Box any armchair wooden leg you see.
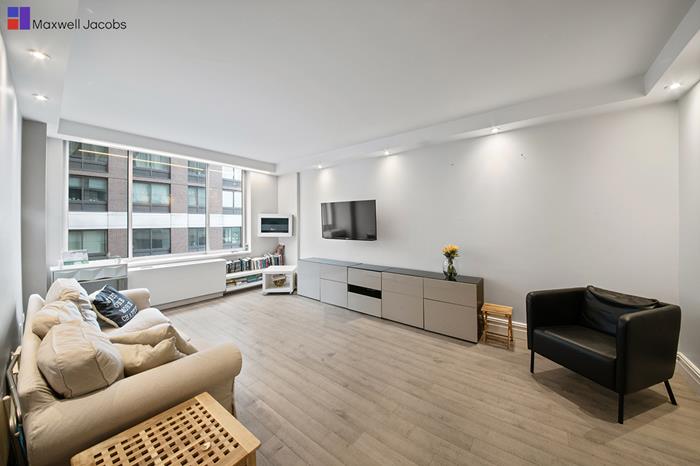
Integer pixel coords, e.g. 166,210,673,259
530,349,534,373
618,393,624,424
664,380,677,405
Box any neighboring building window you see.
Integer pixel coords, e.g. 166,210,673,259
68,230,107,259
69,142,109,172
133,229,171,256
223,227,242,249
188,228,206,252
133,152,171,179
222,165,242,189
222,189,242,215
133,182,170,213
188,161,207,184
69,175,108,211
188,186,206,214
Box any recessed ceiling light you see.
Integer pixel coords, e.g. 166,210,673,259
383,149,390,156
28,49,51,60
32,93,49,102
665,82,682,91
491,127,500,134
317,163,322,169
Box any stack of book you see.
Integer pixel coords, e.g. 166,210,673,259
226,254,283,274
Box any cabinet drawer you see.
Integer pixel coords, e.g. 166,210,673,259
382,272,423,297
423,278,476,307
320,279,347,307
347,292,381,317
348,268,381,290
382,291,423,328
424,299,478,342
320,264,347,283
297,260,320,300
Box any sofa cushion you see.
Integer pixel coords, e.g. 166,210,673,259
37,322,124,398
533,325,617,389
581,286,659,336
108,323,198,355
45,278,100,330
102,308,171,337
114,337,184,376
91,285,139,328
31,300,83,339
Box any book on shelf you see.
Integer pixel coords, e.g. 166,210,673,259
226,254,282,274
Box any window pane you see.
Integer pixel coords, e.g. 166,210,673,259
69,176,82,201
222,190,234,208
188,186,197,207
83,230,106,255
222,166,234,180
234,191,242,208
188,228,206,251
133,182,149,204
151,184,170,206
68,230,82,250
87,178,106,190
133,229,150,250
197,187,206,206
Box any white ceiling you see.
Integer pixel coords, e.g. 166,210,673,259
1,0,699,171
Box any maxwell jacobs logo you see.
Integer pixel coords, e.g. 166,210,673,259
6,6,127,30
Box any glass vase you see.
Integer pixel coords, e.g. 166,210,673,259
443,257,457,281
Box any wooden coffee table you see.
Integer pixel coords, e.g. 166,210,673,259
71,392,260,466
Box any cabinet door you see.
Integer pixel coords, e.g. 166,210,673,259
320,264,347,283
382,272,423,297
297,260,320,300
348,268,381,290
424,299,478,342
348,292,381,317
320,279,347,308
382,290,423,328
423,278,476,307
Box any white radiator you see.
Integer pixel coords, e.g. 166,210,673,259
128,258,226,308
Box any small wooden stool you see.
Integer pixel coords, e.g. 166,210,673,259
481,303,514,349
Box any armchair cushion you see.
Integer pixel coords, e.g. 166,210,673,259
581,286,659,336
533,325,617,389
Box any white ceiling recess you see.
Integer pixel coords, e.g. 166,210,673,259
1,0,699,173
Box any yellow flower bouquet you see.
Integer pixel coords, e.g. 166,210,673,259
442,244,459,280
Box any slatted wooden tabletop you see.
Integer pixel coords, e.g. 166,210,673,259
71,392,260,466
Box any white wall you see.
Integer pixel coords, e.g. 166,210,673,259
679,82,700,369
45,137,67,270
299,103,680,323
0,32,23,391
277,172,300,264
247,171,280,256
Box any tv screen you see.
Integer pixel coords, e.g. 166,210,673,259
321,200,377,240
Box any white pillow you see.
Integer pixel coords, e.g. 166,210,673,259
45,278,100,330
37,322,123,398
108,323,198,355
31,300,83,339
114,337,184,376
105,308,170,335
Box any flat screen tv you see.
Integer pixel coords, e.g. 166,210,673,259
321,200,377,241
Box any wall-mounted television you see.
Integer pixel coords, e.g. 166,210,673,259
321,200,377,241
258,214,293,237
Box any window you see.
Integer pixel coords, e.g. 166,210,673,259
69,142,109,172
68,230,107,259
188,228,206,252
223,227,242,249
66,141,246,260
133,229,171,256
188,186,206,214
133,182,170,213
133,152,171,179
188,161,207,184
69,175,108,211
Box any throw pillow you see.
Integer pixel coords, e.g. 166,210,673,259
91,285,139,328
31,300,83,338
581,285,659,335
114,337,184,376
45,278,101,330
108,323,198,355
106,308,171,336
37,322,123,398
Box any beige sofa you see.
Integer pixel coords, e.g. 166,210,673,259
17,288,242,466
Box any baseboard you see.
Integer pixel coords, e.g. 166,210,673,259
157,292,224,310
484,315,527,341
677,352,700,393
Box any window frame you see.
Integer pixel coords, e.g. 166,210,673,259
187,185,206,214
68,229,108,259
188,227,207,252
68,175,108,212
69,142,109,172
133,152,171,179
223,226,243,250
132,181,171,213
132,228,172,257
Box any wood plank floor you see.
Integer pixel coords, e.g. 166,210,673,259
167,290,700,466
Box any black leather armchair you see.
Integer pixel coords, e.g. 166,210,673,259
527,286,681,424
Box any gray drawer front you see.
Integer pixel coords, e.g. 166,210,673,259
423,278,476,307
347,292,382,317
297,260,321,300
382,291,423,327
382,272,423,297
320,264,347,283
320,279,347,307
424,299,478,342
348,268,381,290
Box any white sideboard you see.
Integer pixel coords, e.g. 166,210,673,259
298,258,484,342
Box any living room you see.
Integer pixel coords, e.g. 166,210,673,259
1,1,700,465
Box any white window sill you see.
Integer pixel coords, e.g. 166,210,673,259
53,250,252,271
